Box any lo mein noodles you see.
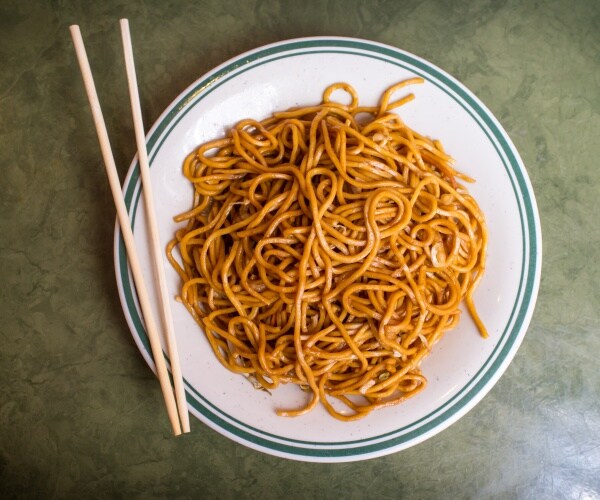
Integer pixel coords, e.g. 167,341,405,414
167,79,488,420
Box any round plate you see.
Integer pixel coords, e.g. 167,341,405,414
114,37,542,462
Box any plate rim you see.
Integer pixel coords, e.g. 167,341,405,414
113,36,542,462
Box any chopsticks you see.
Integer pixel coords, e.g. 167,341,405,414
70,23,190,436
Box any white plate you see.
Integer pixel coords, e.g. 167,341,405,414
114,37,542,462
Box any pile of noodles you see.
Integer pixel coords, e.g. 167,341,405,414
167,79,487,421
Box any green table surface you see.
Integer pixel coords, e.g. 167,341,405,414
2,0,599,497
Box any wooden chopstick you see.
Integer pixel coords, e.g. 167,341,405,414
119,19,190,433
70,24,183,436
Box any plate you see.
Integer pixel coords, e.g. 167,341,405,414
114,37,542,462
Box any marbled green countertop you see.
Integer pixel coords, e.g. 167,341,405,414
1,0,599,497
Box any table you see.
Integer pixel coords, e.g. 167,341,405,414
1,0,599,497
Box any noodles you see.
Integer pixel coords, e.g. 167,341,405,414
167,79,488,421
